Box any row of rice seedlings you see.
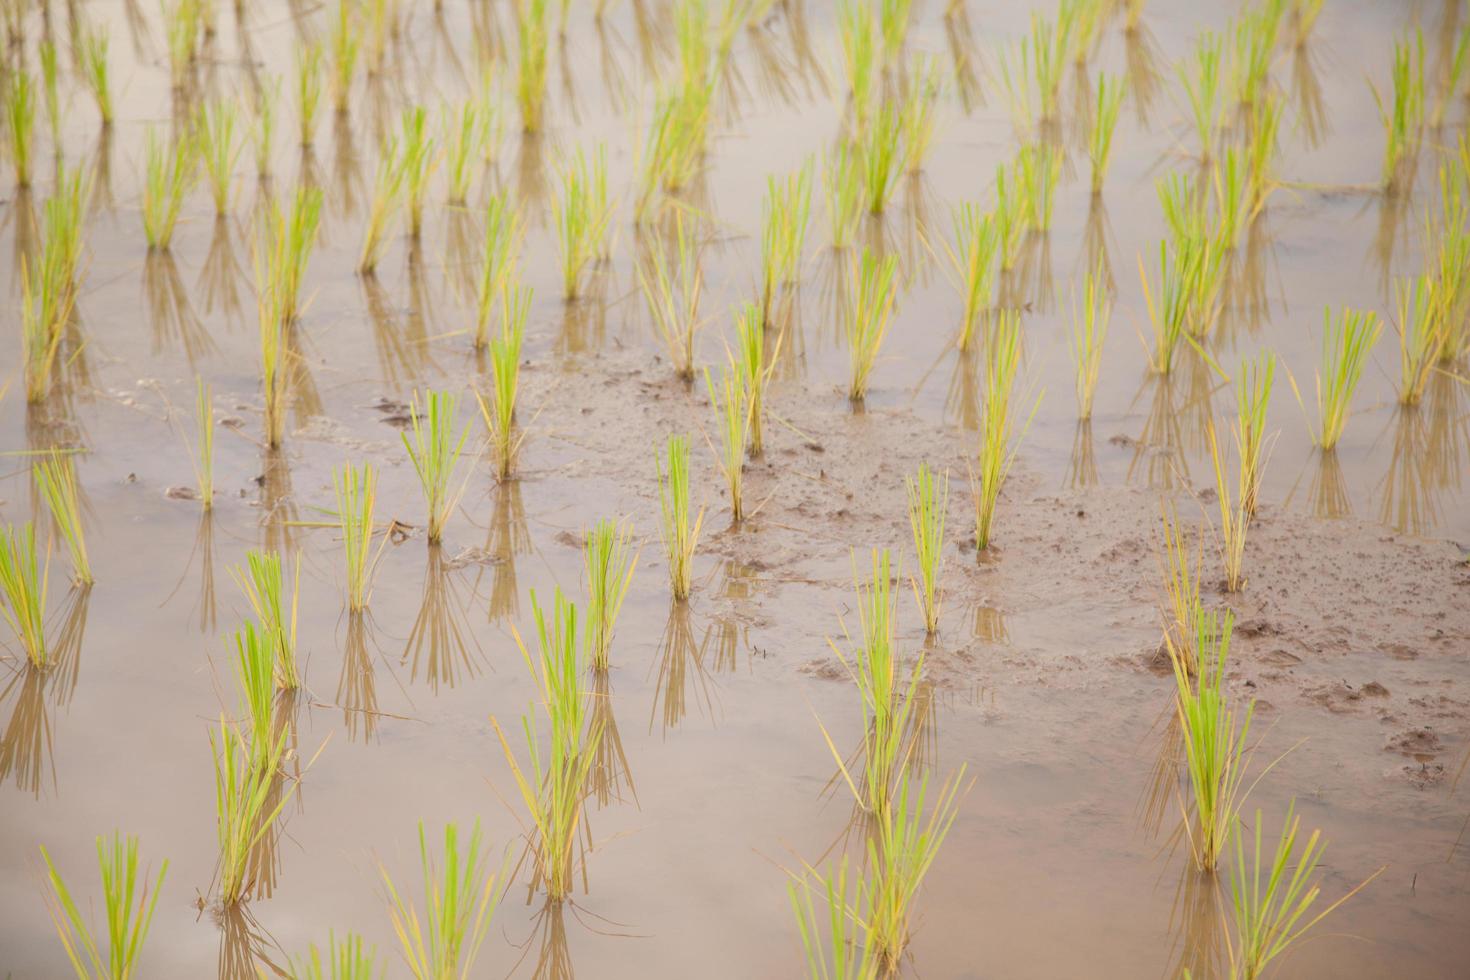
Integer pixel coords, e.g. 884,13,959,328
1373,30,1424,194
329,0,360,116
824,549,924,822
444,100,490,205
491,589,602,901
1228,3,1280,110
474,194,526,349
1069,262,1110,420
822,144,865,250
639,211,705,380
209,712,293,906
34,452,91,586
584,519,637,670
358,134,406,275
399,107,439,240
0,523,51,669
905,464,947,635
80,26,113,126
517,0,552,134
233,549,301,690
761,161,814,325
190,378,215,510
972,312,1026,550
476,284,531,480
656,434,705,601
553,146,612,300
40,832,168,980
1234,350,1276,520
403,390,471,544
1179,31,1223,163
335,461,383,614
1298,307,1381,450
197,99,241,215
786,855,877,980
1223,803,1380,980
944,202,998,352
292,931,378,980
734,302,775,455
1088,72,1124,194
296,41,325,147
1166,608,1256,873
705,359,751,521
846,249,900,401
141,127,199,250
4,68,35,187
380,821,504,980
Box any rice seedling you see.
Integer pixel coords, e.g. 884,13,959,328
1016,142,1060,232
880,0,913,63
1165,608,1255,873
473,194,525,349
1373,30,1424,194
39,833,168,980
335,461,382,613
906,464,948,635
329,0,360,116
1233,350,1275,521
210,714,293,906
21,183,83,403
944,203,998,352
972,312,1026,550
295,41,324,148
656,434,705,601
638,79,714,211
1088,72,1124,194
34,452,91,587
399,107,438,240
1139,235,1217,373
1207,420,1249,594
838,0,878,124
1179,30,1223,162
490,589,602,900
251,77,278,180
1392,275,1441,405
358,136,405,275
1069,262,1109,420
254,248,289,449
865,769,965,972
39,39,60,144
163,0,200,89
80,26,113,126
275,186,323,325
444,101,487,205
822,143,865,250
1298,307,1381,451
141,126,198,251
5,69,36,187
292,932,378,980
823,549,924,820
233,549,301,690
639,212,704,380
1432,23,1470,129
517,0,551,134
403,390,471,545
1290,0,1324,48
705,360,750,522
189,378,215,509
899,57,940,175
733,301,776,456
197,99,241,214
1225,804,1381,980
760,160,814,325
1158,502,1205,674
553,146,613,300
1243,93,1283,220
786,856,877,980
230,620,277,755
858,99,903,214
0,523,51,668
846,249,900,401
380,821,505,980
584,519,637,672
1228,5,1279,110
992,163,1025,270
475,284,530,480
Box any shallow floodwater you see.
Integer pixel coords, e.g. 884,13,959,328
2,1,1469,978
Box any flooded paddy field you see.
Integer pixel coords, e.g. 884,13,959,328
1,0,1469,977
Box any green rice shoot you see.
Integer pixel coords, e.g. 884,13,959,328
34,451,92,587
656,434,705,601
905,464,948,635
0,522,51,668
39,832,169,980
585,519,639,671
379,821,505,979
402,390,471,544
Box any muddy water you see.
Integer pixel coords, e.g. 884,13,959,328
2,1,1469,978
